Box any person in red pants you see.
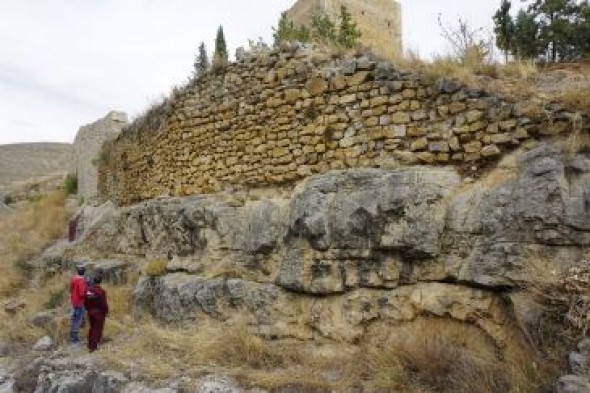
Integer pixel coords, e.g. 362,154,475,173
84,275,109,352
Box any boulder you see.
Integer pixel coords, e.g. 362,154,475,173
93,260,130,285
557,375,590,393
32,336,53,352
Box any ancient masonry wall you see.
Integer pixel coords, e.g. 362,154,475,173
287,0,403,60
99,44,585,205
74,111,128,202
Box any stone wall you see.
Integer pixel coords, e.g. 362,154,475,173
287,0,403,61
74,111,127,202
99,44,586,205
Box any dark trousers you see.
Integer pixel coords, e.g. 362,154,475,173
87,310,106,351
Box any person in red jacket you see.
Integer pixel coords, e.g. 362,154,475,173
69,264,87,344
84,275,109,352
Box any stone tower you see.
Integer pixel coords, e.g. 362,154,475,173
73,111,128,203
286,0,402,60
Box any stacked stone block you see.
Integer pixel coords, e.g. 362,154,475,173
99,44,585,205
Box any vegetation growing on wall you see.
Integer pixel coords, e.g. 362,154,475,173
273,6,362,49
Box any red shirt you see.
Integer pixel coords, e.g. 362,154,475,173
70,275,86,307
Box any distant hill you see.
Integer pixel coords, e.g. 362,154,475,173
0,143,72,192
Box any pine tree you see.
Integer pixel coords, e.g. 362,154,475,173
513,10,541,59
337,5,362,48
575,2,590,58
193,42,209,77
214,25,228,62
528,0,578,61
493,0,515,61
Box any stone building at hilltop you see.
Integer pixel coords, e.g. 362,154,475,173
287,0,402,60
74,111,128,203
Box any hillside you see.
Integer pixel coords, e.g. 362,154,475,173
0,143,72,192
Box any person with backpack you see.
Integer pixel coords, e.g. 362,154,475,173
69,264,87,344
84,275,109,352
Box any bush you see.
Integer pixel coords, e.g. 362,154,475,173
45,288,67,309
145,259,168,277
63,174,78,196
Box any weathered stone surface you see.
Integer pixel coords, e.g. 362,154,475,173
277,168,460,293
557,375,590,393
93,260,130,285
571,351,589,376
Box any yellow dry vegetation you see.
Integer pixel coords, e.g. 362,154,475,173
394,50,538,89
0,191,69,298
91,310,550,392
561,87,590,114
144,259,168,277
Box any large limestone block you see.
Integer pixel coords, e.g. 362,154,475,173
277,168,460,293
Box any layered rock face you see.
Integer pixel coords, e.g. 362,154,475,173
98,44,587,205
80,143,590,355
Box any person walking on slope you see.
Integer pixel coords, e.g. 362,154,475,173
84,275,109,352
69,264,87,344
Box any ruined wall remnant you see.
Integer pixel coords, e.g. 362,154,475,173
74,111,128,202
287,0,403,60
98,44,587,205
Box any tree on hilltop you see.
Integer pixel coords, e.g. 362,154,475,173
528,0,579,61
194,42,209,78
495,0,590,61
214,25,228,62
493,0,515,61
512,10,541,59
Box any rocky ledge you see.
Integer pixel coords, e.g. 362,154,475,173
37,141,590,390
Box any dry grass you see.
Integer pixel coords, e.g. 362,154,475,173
359,319,504,393
561,88,590,114
394,51,538,90
0,191,69,298
0,272,70,343
99,318,306,380
356,318,545,393
564,113,590,157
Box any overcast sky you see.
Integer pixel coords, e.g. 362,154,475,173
0,0,520,145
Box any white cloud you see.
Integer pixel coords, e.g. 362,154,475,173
0,0,515,145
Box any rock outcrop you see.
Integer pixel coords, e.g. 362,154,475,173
72,143,590,359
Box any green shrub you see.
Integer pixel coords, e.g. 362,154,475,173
63,174,78,196
45,288,67,309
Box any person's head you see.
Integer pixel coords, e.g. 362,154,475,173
93,275,102,285
75,264,86,276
